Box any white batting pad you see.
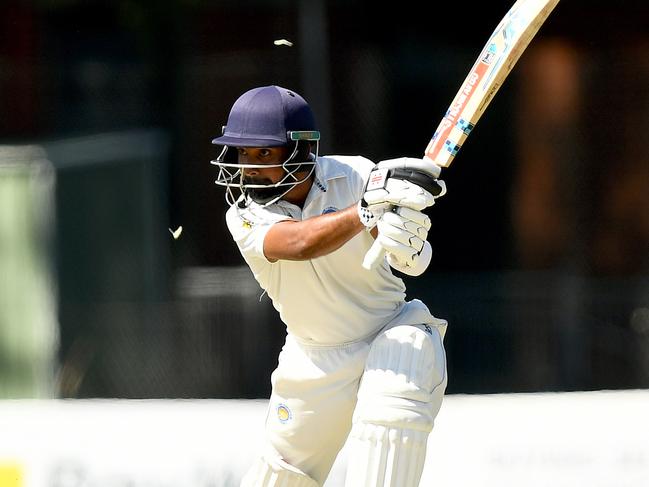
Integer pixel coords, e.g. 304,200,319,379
344,324,447,486
355,324,446,430
344,424,429,487
241,455,319,487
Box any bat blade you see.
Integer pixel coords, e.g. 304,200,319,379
424,0,560,168
363,0,560,271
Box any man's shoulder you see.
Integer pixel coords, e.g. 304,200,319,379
226,201,284,229
317,154,375,177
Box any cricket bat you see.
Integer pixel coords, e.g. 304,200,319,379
363,0,560,270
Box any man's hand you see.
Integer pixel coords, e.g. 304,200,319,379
359,157,446,271
374,207,433,277
357,162,445,229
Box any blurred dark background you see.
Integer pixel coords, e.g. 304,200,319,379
1,0,648,399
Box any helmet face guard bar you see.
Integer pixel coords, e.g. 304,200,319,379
211,130,320,207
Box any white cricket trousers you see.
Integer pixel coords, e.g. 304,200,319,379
249,300,447,486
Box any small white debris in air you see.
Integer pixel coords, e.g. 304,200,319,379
169,226,183,240
273,39,293,47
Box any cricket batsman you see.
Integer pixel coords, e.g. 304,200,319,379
211,85,448,487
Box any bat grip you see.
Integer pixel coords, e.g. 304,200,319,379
362,239,386,270
389,168,445,197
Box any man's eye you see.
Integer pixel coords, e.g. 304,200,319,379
237,148,247,155
259,149,271,157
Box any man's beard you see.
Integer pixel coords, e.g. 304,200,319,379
241,164,314,205
242,176,285,205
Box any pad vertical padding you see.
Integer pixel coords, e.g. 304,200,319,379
354,325,447,432
343,423,429,487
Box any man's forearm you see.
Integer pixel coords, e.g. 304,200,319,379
264,204,365,261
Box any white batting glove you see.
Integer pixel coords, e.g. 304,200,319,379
358,172,441,229
375,207,433,276
364,174,437,210
357,200,390,229
386,241,433,276
360,158,445,270
371,158,446,208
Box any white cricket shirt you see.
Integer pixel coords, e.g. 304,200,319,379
225,155,409,345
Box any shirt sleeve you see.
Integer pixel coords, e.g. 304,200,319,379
225,204,292,263
347,155,376,200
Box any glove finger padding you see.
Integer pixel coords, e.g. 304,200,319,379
375,207,432,270
375,215,429,257
387,240,433,277
391,207,431,234
375,232,420,262
378,209,430,243
363,178,436,211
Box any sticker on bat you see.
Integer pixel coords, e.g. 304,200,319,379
444,141,461,156
456,119,475,135
481,43,498,64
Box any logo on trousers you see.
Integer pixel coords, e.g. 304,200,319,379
276,403,292,423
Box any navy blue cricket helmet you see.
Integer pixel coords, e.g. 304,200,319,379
211,85,320,207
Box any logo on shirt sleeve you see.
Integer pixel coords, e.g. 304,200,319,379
241,217,253,229
322,206,338,215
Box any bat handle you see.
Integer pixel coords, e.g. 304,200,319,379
362,240,386,270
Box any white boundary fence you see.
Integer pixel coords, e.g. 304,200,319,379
1,390,648,487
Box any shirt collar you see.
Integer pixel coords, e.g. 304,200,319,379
255,157,347,213
298,157,344,209
312,156,346,193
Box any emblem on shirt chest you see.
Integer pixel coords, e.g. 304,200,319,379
241,217,253,229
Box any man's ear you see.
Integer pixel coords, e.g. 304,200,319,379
296,140,313,161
